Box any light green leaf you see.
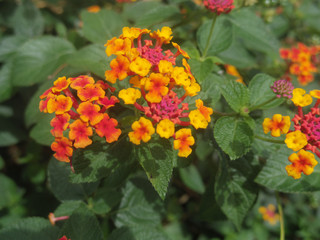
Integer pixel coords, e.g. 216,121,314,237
67,44,109,78
188,58,215,83
12,36,75,86
0,174,24,210
248,73,284,110
60,206,104,240
197,17,233,57
29,114,55,146
198,73,221,106
134,138,175,200
0,36,27,62
214,116,253,160
215,153,258,229
48,158,99,201
0,62,14,103
81,9,127,44
115,177,164,227
179,165,205,194
0,217,59,240
255,146,320,193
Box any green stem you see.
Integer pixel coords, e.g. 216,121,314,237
276,192,285,240
202,14,218,58
254,135,285,144
249,96,278,111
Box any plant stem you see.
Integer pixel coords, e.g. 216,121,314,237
202,14,218,58
276,192,285,240
249,96,278,111
254,135,285,144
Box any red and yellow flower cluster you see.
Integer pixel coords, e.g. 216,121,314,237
280,43,320,86
258,204,279,225
263,88,320,179
105,26,213,157
39,75,121,163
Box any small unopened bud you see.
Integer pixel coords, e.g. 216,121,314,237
271,79,294,99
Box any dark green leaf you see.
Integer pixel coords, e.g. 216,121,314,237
0,117,26,147
198,73,221,106
12,36,75,86
71,138,133,183
0,174,24,210
215,153,258,229
67,44,109,78
115,177,164,227
91,188,122,215
179,165,205,194
197,17,233,57
60,206,104,240
0,62,14,103
214,116,253,160
81,9,127,44
134,138,175,200
109,226,170,240
54,201,84,217
0,217,59,240
230,9,280,55
248,73,284,110
48,158,99,201
255,146,320,193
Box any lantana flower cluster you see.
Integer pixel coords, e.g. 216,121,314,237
105,26,213,157
203,0,234,15
258,204,280,225
263,88,320,179
280,43,320,86
39,75,121,163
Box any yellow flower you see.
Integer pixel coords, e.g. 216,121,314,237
118,88,141,104
285,130,308,151
156,119,175,138
171,67,190,87
128,117,155,144
158,60,173,75
259,204,279,225
286,149,318,179
129,57,152,77
262,114,291,137
173,128,195,157
291,88,313,107
189,110,208,129
150,26,173,44
310,89,320,99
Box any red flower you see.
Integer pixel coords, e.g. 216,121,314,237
51,137,73,162
95,114,121,143
69,119,93,148
50,113,70,137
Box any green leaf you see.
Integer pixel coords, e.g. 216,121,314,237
197,16,232,57
214,117,253,160
198,73,221,106
67,44,109,79
188,58,215,83
12,36,75,86
0,62,14,103
215,153,258,229
122,1,180,28
54,200,84,217
29,114,55,146
248,73,284,110
48,158,99,201
0,117,26,147
0,36,27,62
81,9,127,44
9,1,44,38
71,138,133,183
255,146,320,193
217,77,249,112
0,174,24,210
109,226,170,240
115,177,164,227
91,187,122,215
134,138,175,200
218,39,256,68
60,206,104,240
0,217,59,240
230,8,280,55
179,165,205,194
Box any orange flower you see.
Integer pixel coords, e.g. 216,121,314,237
87,5,100,13
105,55,130,83
70,75,94,90
145,73,170,103
47,95,73,115
77,102,104,126
285,149,318,179
69,119,93,148
50,113,70,137
262,114,291,137
259,204,280,225
172,42,190,59
105,37,132,56
150,27,173,45
95,114,121,143
52,77,71,93
128,117,155,144
173,128,195,157
195,99,213,122
97,96,119,109
51,137,73,162
77,84,105,102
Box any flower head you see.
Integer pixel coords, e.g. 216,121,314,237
50,113,70,137
69,119,93,148
291,88,312,107
203,0,234,15
262,114,291,137
271,79,294,98
51,137,73,162
156,119,175,139
286,149,318,179
119,88,141,104
174,128,195,157
95,114,121,143
285,130,308,151
129,117,155,144
259,204,279,225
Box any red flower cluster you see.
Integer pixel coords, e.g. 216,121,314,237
203,0,234,15
280,43,320,85
39,75,121,163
